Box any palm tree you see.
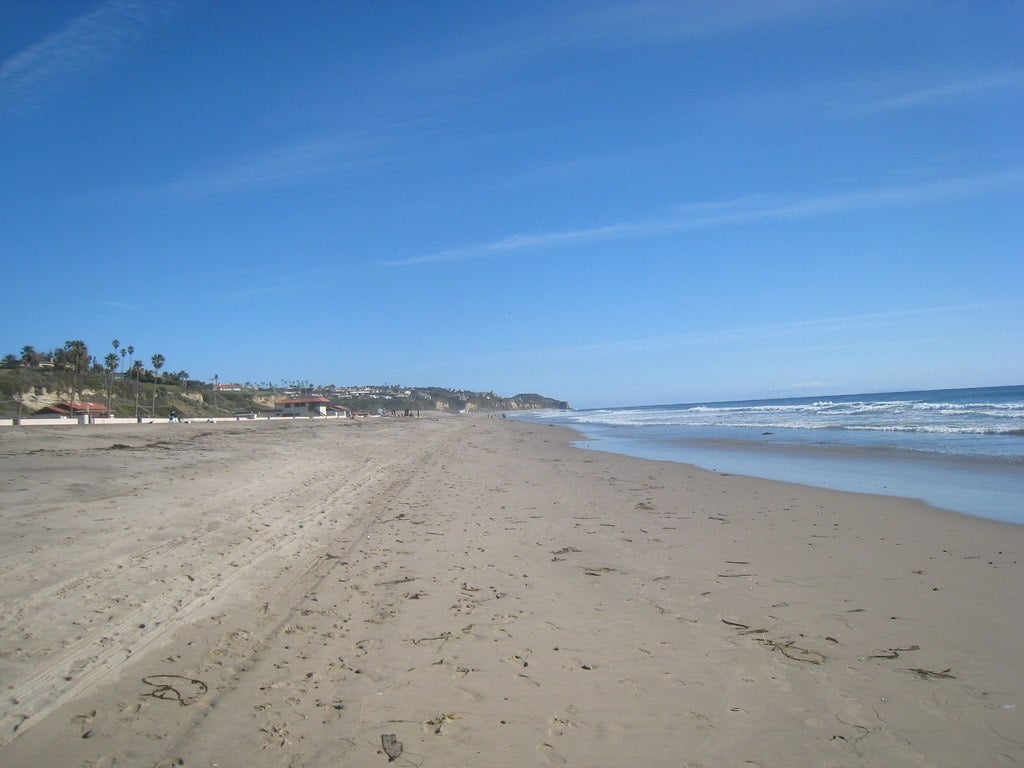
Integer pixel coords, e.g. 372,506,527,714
62,340,89,407
132,359,144,417
112,339,121,375
20,345,39,368
104,352,119,413
151,354,165,415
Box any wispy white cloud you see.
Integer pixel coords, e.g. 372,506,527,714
543,302,1020,363
81,132,398,206
218,269,328,300
569,0,834,44
98,300,140,311
562,304,988,355
381,221,654,268
842,69,1024,117
684,169,1024,221
378,302,1016,389
158,135,372,199
380,169,1024,267
409,0,844,87
0,0,180,112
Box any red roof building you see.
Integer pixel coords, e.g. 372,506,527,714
35,401,110,417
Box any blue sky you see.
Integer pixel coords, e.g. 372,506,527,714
2,0,1022,408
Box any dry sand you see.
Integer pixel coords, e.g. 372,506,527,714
0,415,1021,767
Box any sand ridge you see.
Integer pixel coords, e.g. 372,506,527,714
0,416,1021,766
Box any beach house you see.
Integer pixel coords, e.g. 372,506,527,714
34,401,110,418
274,396,331,417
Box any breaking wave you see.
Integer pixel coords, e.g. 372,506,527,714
552,387,1024,437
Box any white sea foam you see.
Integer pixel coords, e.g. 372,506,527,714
545,386,1024,438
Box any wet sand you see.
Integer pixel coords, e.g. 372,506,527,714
572,430,1024,524
0,415,1021,767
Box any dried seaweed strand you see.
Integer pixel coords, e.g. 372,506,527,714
758,638,826,664
906,667,955,680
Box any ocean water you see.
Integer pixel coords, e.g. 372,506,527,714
516,385,1024,525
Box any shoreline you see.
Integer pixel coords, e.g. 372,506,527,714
1,416,1021,766
557,424,1024,525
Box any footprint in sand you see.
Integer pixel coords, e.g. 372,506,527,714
617,677,647,698
117,699,146,723
516,673,541,687
504,650,532,668
684,710,714,732
353,637,383,655
71,709,97,726
548,704,580,736
258,720,291,750
536,742,567,764
455,684,483,702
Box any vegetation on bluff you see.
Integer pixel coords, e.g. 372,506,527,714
0,339,568,418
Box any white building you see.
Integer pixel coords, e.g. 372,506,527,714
274,396,330,416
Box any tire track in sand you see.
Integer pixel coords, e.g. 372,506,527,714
0,422,451,749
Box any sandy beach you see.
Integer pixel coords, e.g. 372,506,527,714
0,415,1021,767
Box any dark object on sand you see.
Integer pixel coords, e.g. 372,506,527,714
381,733,403,761
141,675,208,706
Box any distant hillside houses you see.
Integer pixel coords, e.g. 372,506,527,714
332,386,413,399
